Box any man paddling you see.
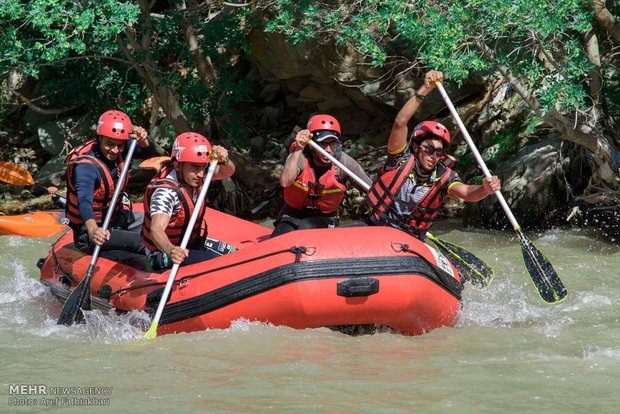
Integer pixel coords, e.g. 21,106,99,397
272,114,372,237
65,110,157,253
141,132,235,269
364,70,501,239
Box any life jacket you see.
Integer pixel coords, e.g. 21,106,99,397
283,155,347,216
65,140,127,226
141,166,208,252
366,155,458,236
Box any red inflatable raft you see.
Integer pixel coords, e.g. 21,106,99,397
38,207,464,336
0,210,68,237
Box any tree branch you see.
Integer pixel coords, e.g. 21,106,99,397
0,86,81,115
475,40,602,156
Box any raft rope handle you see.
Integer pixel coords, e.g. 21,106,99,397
106,246,308,297
391,241,464,290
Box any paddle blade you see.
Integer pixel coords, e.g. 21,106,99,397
0,161,35,186
57,275,92,326
517,231,567,304
429,235,494,289
143,322,159,339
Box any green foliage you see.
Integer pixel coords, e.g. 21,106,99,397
0,1,255,141
0,0,143,123
262,0,611,128
0,0,140,76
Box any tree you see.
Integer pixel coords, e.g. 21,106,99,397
262,0,620,202
0,0,254,143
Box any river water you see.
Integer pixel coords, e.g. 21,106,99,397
1,220,619,413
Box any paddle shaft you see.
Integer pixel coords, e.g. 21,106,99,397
435,81,566,302
309,140,371,192
147,160,218,333
64,139,138,323
435,82,520,230
310,133,494,287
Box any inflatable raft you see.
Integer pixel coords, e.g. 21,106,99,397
38,207,464,336
0,210,68,237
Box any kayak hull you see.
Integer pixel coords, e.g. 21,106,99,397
0,210,68,237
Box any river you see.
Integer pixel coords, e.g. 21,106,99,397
1,220,619,413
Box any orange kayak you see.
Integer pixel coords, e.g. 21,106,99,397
38,206,464,336
0,210,68,237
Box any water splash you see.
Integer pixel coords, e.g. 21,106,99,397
83,310,152,344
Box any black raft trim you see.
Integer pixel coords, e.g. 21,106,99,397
155,255,463,326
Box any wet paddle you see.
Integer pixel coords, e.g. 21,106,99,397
143,160,218,339
0,161,65,201
57,139,139,325
308,140,494,288
435,81,567,303
425,233,493,288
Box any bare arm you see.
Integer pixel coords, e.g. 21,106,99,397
448,176,501,202
210,145,235,180
150,213,188,264
279,129,310,188
387,70,444,153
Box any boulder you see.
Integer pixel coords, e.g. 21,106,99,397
464,136,573,228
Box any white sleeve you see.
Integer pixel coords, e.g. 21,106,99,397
149,187,179,217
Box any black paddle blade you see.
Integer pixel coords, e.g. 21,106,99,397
57,275,92,326
518,231,567,304
430,236,494,289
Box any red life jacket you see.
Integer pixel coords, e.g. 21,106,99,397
366,155,458,236
141,166,208,253
283,157,347,216
65,140,127,226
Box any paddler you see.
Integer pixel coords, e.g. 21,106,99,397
141,132,235,270
363,70,501,239
271,114,372,237
65,110,157,253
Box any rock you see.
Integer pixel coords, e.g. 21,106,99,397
38,116,93,155
249,136,265,157
36,156,67,186
464,136,571,228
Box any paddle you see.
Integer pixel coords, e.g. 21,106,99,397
308,140,494,288
425,233,493,288
435,81,567,304
143,160,218,339
0,161,65,201
57,139,139,325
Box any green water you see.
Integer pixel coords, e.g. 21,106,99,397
1,222,619,413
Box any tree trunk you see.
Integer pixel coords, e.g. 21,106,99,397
115,0,193,134
475,40,620,198
592,0,620,45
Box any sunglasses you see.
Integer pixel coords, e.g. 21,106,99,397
317,141,338,150
421,144,446,157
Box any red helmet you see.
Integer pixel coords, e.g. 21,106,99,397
171,132,212,163
97,110,133,140
307,114,341,141
409,121,451,149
